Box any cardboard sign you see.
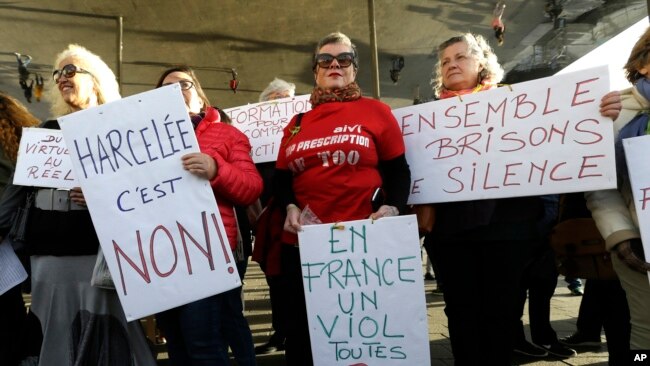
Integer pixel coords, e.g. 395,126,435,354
297,215,430,366
58,85,240,321
621,135,650,284
224,94,311,163
393,66,616,204
13,128,77,188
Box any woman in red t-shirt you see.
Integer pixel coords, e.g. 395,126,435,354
273,32,411,366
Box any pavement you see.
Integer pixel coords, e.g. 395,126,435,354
154,259,610,366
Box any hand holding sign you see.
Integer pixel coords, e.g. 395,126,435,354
69,187,86,206
182,152,217,180
599,90,622,121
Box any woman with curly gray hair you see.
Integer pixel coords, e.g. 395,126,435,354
1,44,156,366
431,33,504,99
423,33,545,365
258,77,295,103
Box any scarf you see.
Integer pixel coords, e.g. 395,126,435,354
309,82,362,107
190,106,221,129
615,78,650,178
438,79,497,100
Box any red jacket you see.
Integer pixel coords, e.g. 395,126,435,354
195,107,262,249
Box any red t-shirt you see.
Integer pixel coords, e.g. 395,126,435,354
276,97,405,225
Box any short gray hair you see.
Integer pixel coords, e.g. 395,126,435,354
312,32,359,71
48,44,120,117
259,78,296,102
431,33,504,98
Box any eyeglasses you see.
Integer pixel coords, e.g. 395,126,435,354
52,64,93,83
314,52,356,69
162,80,194,91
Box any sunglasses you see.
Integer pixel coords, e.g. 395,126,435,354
52,64,94,83
314,52,356,69
161,80,194,91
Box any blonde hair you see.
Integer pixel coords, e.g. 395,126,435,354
624,26,650,83
0,93,40,163
432,33,504,98
259,78,296,102
47,44,120,117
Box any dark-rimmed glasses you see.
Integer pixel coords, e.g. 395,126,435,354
161,80,194,91
52,64,93,84
314,52,355,69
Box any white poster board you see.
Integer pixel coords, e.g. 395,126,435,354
0,238,27,296
13,128,77,188
621,135,650,284
58,85,240,321
297,215,430,366
224,94,311,163
393,66,616,204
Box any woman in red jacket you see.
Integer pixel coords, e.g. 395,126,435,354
154,65,262,366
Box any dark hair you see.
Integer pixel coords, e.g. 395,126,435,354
155,65,211,112
624,26,650,83
218,108,232,124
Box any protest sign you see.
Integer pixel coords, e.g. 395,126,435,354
0,238,27,296
58,85,240,321
621,135,650,284
224,94,311,163
393,65,616,204
13,128,77,188
297,215,430,366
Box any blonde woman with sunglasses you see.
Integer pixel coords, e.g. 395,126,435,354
0,44,156,366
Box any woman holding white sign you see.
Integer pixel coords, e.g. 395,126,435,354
0,45,156,366
274,32,412,366
154,65,262,366
426,33,546,365
587,27,650,352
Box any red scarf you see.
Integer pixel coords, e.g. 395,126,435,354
309,82,362,107
438,80,497,100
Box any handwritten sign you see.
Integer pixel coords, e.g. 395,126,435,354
297,215,430,366
13,128,77,188
621,135,650,284
393,66,616,204
58,85,240,321
224,94,311,163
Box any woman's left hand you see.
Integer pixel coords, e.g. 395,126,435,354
369,205,399,220
69,187,87,206
182,152,217,180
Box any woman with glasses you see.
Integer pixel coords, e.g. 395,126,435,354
273,32,411,366
153,65,262,366
0,44,156,366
